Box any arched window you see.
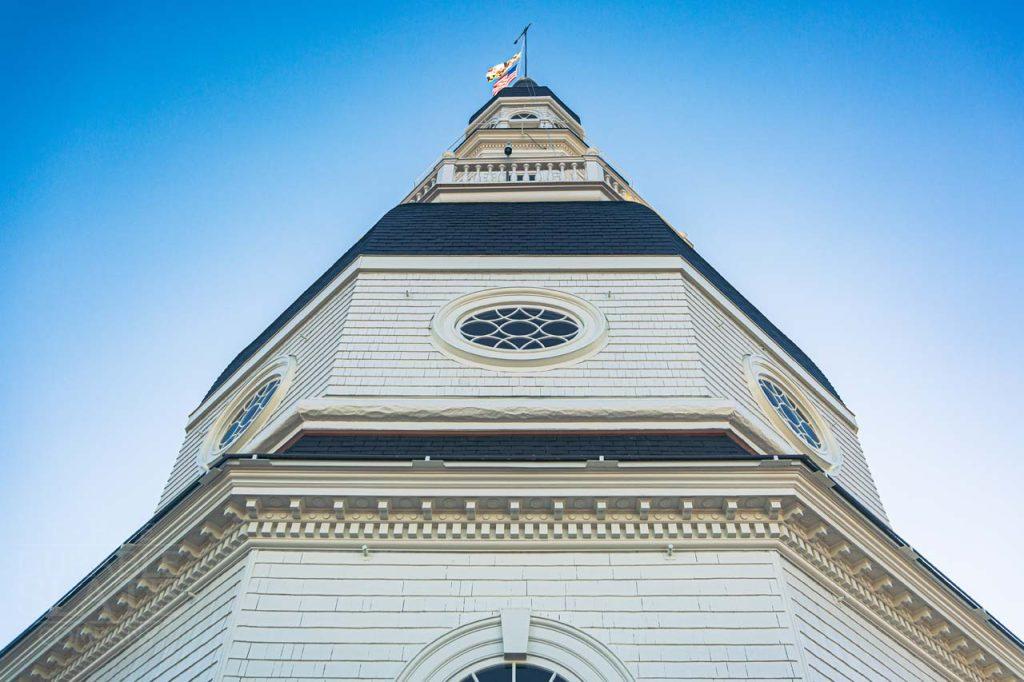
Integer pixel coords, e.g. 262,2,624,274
460,662,569,682
510,112,539,120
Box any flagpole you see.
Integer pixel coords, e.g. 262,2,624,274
515,23,532,79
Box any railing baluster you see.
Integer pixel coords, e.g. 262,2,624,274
420,157,625,187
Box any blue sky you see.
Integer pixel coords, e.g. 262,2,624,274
2,0,1022,646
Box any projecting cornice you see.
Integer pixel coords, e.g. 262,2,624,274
2,459,1022,681
239,396,792,463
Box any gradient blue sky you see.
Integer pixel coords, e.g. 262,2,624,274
1,0,1022,646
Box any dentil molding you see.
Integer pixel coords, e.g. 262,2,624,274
4,461,1021,682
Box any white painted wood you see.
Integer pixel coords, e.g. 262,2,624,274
221,548,803,681
780,557,945,681
89,562,245,681
500,608,530,659
681,276,887,520
162,265,888,521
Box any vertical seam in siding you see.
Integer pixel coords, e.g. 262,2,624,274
209,548,258,682
771,551,814,680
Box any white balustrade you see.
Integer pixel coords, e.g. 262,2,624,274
451,160,587,184
406,156,637,204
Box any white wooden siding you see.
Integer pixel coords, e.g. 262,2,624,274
162,267,885,522
780,558,943,681
221,549,803,681
89,562,245,681
328,272,706,398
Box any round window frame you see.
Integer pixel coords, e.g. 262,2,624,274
431,288,608,372
199,354,297,467
743,354,841,471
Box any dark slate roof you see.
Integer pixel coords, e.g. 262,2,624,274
285,433,754,460
204,201,841,402
467,78,582,125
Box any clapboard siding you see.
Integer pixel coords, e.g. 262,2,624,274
89,562,245,681
158,280,357,508
780,558,942,681
221,549,803,681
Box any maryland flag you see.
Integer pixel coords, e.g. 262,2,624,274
485,52,521,83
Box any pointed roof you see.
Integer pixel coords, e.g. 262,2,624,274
467,78,582,125
203,201,841,403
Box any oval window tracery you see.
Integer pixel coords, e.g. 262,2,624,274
459,662,569,682
757,376,822,451
459,306,581,350
217,377,281,450
430,288,609,371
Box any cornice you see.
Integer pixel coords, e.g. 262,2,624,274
241,396,792,460
413,180,623,203
5,461,1021,681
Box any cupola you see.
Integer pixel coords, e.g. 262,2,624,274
404,80,641,204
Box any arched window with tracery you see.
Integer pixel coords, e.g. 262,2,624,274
459,662,569,682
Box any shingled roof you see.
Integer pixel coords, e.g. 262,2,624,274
285,433,754,460
203,201,841,403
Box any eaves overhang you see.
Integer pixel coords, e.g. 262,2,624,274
228,396,803,465
4,454,1023,681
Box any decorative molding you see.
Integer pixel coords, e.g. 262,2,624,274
15,517,247,681
7,463,1021,682
247,395,792,457
466,95,585,136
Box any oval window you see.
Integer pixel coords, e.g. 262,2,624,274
199,355,297,467
431,288,608,371
459,306,581,350
757,377,823,451
217,377,281,450
743,354,840,470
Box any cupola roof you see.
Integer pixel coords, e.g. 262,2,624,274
467,79,582,124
